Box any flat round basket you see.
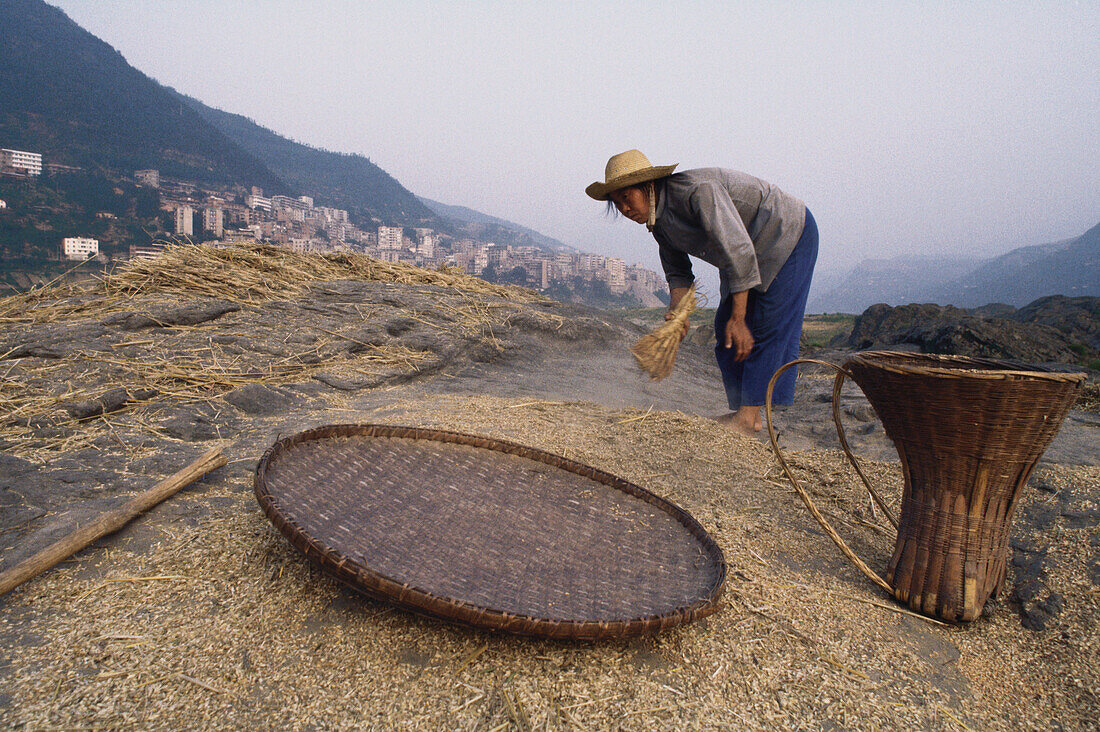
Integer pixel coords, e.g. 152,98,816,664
254,424,726,639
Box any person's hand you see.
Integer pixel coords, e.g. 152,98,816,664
664,310,690,340
724,315,753,361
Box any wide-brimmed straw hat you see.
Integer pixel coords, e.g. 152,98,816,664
585,150,678,201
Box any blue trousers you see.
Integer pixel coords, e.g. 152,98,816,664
714,208,818,409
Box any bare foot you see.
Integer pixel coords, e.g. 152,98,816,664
714,411,762,436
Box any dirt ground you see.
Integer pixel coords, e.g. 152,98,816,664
0,254,1096,730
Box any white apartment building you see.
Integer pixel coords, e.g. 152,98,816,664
175,206,194,236
274,199,306,223
554,252,575,274
272,195,309,214
224,226,262,243
606,257,626,292
578,253,605,274
377,226,404,250
461,245,489,275
245,194,272,212
626,265,660,291
129,244,164,261
203,207,224,238
530,259,550,289
487,245,509,267
470,249,488,275
317,206,348,224
416,234,436,259
0,149,42,176
62,237,99,260
326,222,347,241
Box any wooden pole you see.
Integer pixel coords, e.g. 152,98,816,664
0,445,228,597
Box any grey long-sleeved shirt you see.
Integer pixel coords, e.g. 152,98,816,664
651,168,806,297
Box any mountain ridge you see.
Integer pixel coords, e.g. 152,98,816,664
418,197,575,253
0,0,286,192
927,223,1099,307
0,0,568,250
810,223,1100,312
181,96,439,227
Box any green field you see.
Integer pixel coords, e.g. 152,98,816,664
800,313,857,348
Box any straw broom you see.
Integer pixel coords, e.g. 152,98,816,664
630,285,696,380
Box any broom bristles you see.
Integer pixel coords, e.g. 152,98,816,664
630,285,697,380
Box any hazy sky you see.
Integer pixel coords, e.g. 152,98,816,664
49,0,1100,293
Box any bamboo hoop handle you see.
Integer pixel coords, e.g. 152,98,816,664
764,359,893,595
828,368,899,529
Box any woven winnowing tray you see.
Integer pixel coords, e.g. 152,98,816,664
254,424,726,639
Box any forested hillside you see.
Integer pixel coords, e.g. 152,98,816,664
184,98,439,227
0,0,284,190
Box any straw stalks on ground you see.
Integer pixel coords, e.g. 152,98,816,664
0,242,548,461
0,241,546,325
630,286,696,380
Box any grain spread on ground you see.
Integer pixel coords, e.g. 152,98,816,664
1,246,1096,730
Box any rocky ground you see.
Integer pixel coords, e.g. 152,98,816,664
844,297,1100,366
0,246,1097,729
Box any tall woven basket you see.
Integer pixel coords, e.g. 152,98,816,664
766,351,1085,623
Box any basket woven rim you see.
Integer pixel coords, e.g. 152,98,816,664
846,350,1088,383
254,423,727,640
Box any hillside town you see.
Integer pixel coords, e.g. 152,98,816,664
2,146,666,303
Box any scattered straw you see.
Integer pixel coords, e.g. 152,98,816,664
0,243,558,461
175,673,232,696
75,575,192,601
1,396,1096,729
615,405,654,424
0,241,546,326
454,643,488,674
629,285,696,380
779,580,949,627
824,655,871,681
938,704,976,731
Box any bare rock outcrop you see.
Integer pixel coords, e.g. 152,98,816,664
1005,295,1100,351
846,301,1085,364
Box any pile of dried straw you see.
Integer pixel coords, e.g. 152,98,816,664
0,240,546,325
0,241,549,462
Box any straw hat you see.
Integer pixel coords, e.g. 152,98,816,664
585,150,678,201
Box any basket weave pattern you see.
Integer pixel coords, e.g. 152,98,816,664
844,352,1084,621
255,424,726,639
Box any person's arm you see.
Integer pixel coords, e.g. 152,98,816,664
724,289,754,360
664,285,693,338
658,242,694,293
657,238,694,339
668,285,692,310
691,182,761,293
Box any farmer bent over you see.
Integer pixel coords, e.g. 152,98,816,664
587,149,818,435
